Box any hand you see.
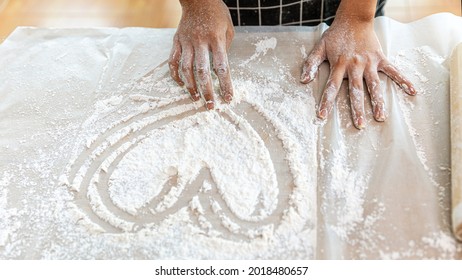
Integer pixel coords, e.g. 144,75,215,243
169,0,235,110
300,16,416,129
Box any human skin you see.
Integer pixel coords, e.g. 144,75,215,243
169,0,416,129
300,0,416,129
168,0,234,110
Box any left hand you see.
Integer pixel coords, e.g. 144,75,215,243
300,16,416,129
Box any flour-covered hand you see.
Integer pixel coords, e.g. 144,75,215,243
169,0,235,110
300,2,416,129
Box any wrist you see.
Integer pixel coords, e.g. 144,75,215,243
180,0,219,7
338,14,374,24
334,0,375,25
332,12,374,29
179,0,200,9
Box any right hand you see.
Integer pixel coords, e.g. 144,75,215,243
169,0,235,110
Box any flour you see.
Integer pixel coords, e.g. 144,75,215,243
241,37,277,66
394,46,445,96
95,95,124,114
319,135,369,241
41,62,320,258
0,172,20,247
300,45,307,60
379,230,461,260
2,20,462,260
87,181,135,232
422,230,459,256
393,47,448,198
255,37,277,56
58,41,455,258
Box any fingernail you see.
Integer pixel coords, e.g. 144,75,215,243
355,116,365,129
373,104,383,122
374,107,386,122
374,109,384,122
318,108,328,119
190,90,200,101
205,100,214,110
300,72,312,84
224,94,232,103
400,83,416,96
300,71,308,83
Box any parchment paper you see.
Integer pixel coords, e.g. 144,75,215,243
1,13,462,259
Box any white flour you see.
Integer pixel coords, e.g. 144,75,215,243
393,47,450,203
241,37,277,66
0,172,19,246
31,60,319,258
1,23,461,259
107,110,278,218
320,138,369,240
379,230,461,259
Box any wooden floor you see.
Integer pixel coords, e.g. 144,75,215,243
0,0,461,42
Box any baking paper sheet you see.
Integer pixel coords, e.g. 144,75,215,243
1,13,462,259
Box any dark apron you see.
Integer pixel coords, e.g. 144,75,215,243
223,0,387,26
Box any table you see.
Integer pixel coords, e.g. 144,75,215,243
0,13,462,259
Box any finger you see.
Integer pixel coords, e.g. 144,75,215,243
348,66,366,129
318,62,345,119
301,41,326,84
365,69,386,122
211,43,233,103
180,44,200,101
225,26,235,50
379,60,417,96
168,35,184,87
194,45,215,110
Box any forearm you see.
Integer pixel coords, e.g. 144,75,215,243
179,0,201,5
179,0,229,19
335,0,377,23
180,0,223,8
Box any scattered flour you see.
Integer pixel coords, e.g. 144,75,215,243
41,64,320,259
321,140,369,240
0,172,19,247
422,230,459,257
241,37,278,66
95,95,124,114
1,26,461,260
254,37,277,55
393,47,449,204
300,45,308,60
107,109,278,219
379,230,461,260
